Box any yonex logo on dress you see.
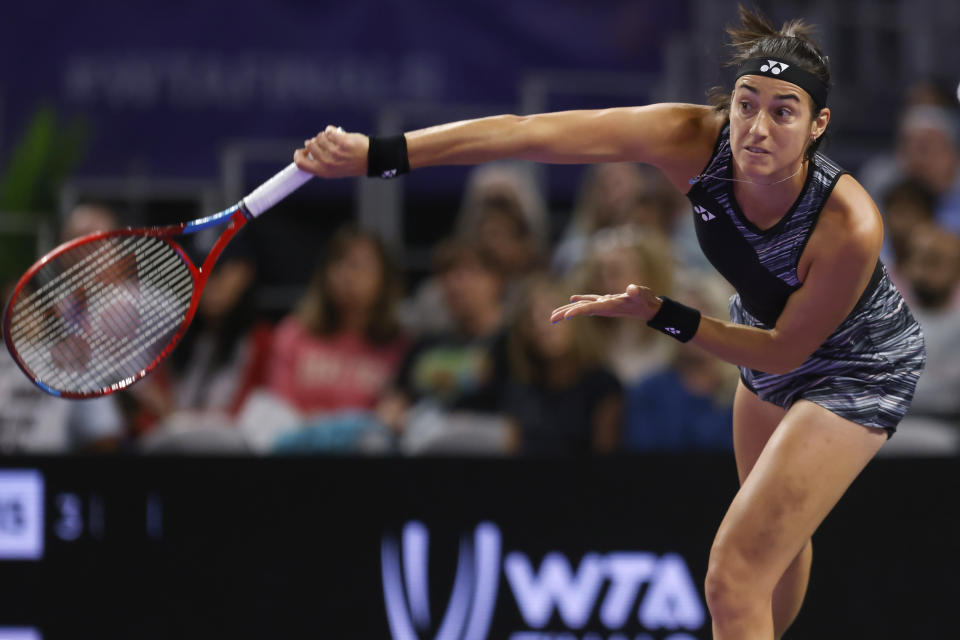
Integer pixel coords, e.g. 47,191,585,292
694,205,716,221
760,60,790,75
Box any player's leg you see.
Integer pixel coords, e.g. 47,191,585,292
731,382,811,638
706,398,887,639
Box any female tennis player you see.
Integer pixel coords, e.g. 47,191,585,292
294,7,926,639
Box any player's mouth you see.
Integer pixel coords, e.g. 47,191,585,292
744,145,769,155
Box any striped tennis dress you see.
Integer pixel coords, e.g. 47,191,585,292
686,124,926,434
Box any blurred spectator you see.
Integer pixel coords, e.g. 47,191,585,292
504,276,622,456
237,228,409,454
903,76,960,111
141,246,265,452
0,204,124,453
402,162,547,335
627,181,681,237
0,347,124,452
61,203,119,239
899,106,960,231
861,105,960,232
456,161,549,275
621,346,735,453
266,226,408,413
621,280,737,453
552,162,646,274
886,223,960,455
881,179,938,266
379,238,511,454
571,225,676,384
164,259,265,411
625,166,714,274
880,179,939,298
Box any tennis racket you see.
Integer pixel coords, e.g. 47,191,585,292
2,162,313,398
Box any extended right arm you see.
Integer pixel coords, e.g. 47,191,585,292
294,103,723,191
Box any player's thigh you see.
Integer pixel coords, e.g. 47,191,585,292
732,380,787,484
712,399,887,590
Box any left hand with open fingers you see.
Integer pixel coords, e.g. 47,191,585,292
550,284,662,323
293,125,369,178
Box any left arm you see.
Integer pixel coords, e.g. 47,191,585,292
552,176,884,375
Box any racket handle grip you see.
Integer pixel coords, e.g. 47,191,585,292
241,163,313,218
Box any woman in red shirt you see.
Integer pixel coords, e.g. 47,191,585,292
267,226,408,414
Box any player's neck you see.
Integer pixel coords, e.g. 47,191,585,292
733,161,808,230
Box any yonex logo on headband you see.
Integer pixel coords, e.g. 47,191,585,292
760,60,790,75
736,57,829,109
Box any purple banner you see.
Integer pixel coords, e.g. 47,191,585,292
0,1,688,178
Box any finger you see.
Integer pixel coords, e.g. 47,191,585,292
305,139,333,165
294,148,321,172
551,303,581,323
559,305,595,321
302,139,339,177
569,294,602,302
552,300,587,316
556,300,601,321
551,306,586,323
324,125,348,145
299,141,317,161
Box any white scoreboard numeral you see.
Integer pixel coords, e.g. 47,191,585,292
54,493,83,542
0,470,45,560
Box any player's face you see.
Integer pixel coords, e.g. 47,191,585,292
729,75,829,181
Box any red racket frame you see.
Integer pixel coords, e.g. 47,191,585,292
2,207,250,398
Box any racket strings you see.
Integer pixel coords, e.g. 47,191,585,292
15,242,193,392
25,264,192,389
12,236,152,320
11,242,187,354
11,237,171,344
11,239,165,351
8,235,195,394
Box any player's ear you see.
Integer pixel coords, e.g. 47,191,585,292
811,107,830,140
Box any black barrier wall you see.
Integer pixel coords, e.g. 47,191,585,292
0,456,957,639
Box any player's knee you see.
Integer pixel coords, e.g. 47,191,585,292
705,545,767,622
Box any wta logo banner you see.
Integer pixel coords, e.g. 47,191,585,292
381,521,706,640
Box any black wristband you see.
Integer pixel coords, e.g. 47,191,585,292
646,296,701,342
367,134,410,179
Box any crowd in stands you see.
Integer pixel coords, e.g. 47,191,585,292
2,83,959,456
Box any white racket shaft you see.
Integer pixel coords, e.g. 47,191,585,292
242,163,314,218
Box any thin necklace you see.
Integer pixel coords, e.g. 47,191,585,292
691,163,804,186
